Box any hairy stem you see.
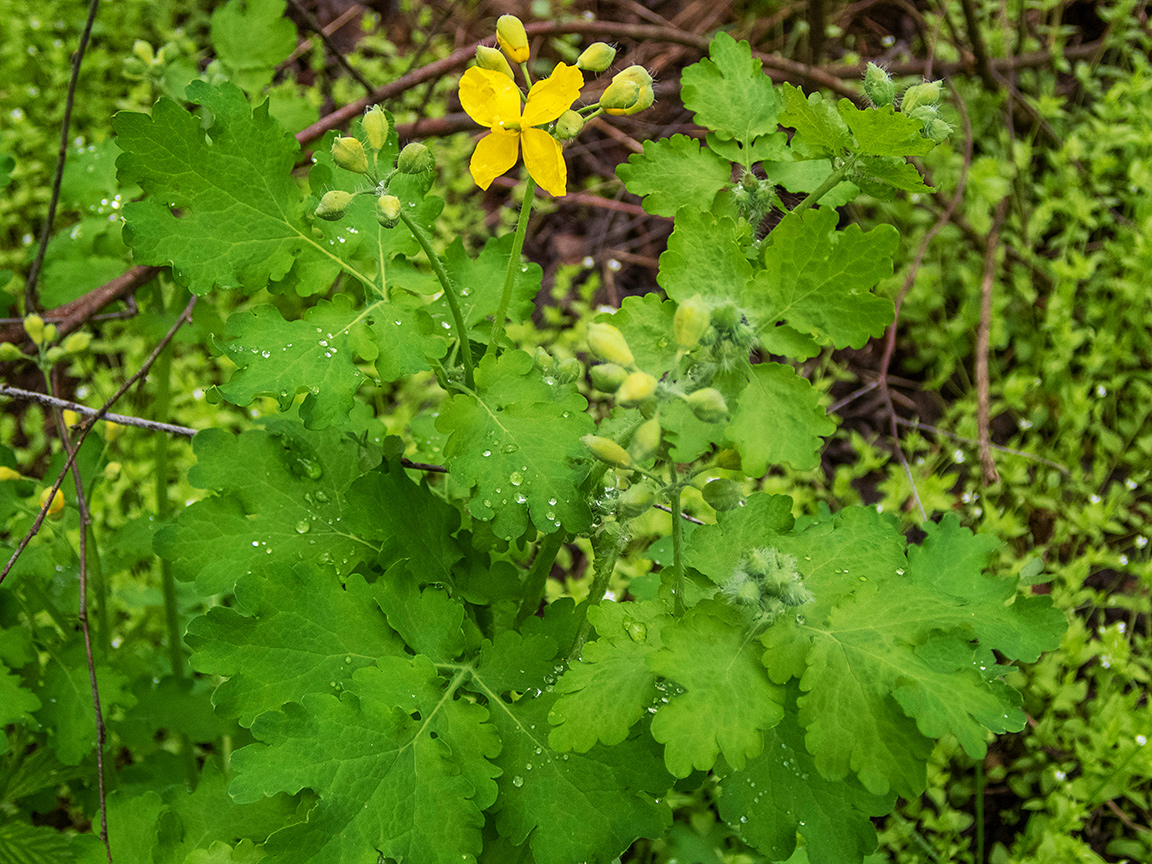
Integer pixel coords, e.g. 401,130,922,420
486,176,537,358
567,526,626,661
669,473,686,617
516,530,567,624
398,209,474,388
792,157,853,214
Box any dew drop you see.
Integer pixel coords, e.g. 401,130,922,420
295,520,312,534
512,776,524,788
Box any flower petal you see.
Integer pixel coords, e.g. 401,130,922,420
521,127,567,197
460,67,522,128
521,62,584,127
469,129,520,190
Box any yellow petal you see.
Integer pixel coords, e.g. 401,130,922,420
521,62,584,127
521,127,566,197
470,129,520,190
459,67,522,128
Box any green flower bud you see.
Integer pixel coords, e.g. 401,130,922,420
23,314,45,346
617,371,658,406
315,190,354,221
685,387,728,422
590,362,629,392
630,417,661,461
553,109,584,141
332,136,369,174
397,142,435,174
863,62,896,108
0,466,22,481
496,15,529,64
62,332,92,354
703,477,745,511
42,323,58,343
363,106,390,151
901,80,941,115
132,40,155,64
587,322,634,366
582,434,632,468
476,45,515,80
600,66,654,115
619,481,655,517
534,346,555,372
577,42,616,73
557,357,582,384
45,346,66,364
0,343,26,361
922,115,953,143
375,194,401,228
673,294,710,349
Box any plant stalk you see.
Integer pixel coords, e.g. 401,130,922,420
792,157,853,214
516,530,567,624
486,176,536,357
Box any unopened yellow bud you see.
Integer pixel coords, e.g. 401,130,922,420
397,142,435,174
0,466,22,482
0,343,26,361
553,109,584,141
476,45,515,80
586,323,634,366
496,15,529,64
590,362,629,392
62,332,92,354
673,294,710,349
600,66,654,115
363,106,390,151
24,314,45,346
332,137,369,174
375,194,402,228
901,81,942,115
315,190,354,221
103,461,122,481
577,42,616,73
62,409,80,427
617,371,658,406
44,346,65,364
132,40,155,64
583,434,632,468
686,387,728,422
104,421,125,442
631,417,661,461
40,487,65,518
43,323,58,343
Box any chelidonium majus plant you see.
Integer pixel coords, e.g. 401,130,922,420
103,20,1065,864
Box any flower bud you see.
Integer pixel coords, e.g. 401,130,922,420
922,115,953,143
43,323,58,343
577,42,616,73
901,80,941,115
0,342,25,361
590,362,629,392
45,346,65,364
103,461,121,481
476,45,515,80
0,466,22,482
40,487,65,518
600,66,654,115
363,106,390,151
104,421,125,442
315,190,354,221
582,434,632,468
619,481,655,517
332,136,369,175
397,142,435,174
24,314,45,346
557,357,582,384
534,346,555,371
132,40,155,64
496,15,529,64
375,194,401,228
703,477,744,511
553,109,584,141
617,371,658,406
586,322,634,366
63,409,80,427
863,62,896,108
673,294,710,349
630,417,661,461
62,332,92,354
685,387,728,422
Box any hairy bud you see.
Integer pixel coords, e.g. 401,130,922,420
600,66,654,115
673,294,710,349
476,45,515,80
375,194,402,228
557,357,583,384
619,481,655,517
363,106,390,151
901,80,941,115
582,434,632,468
685,387,728,422
496,15,529,64
863,62,896,108
617,371,658,406
553,109,584,141
315,190,354,221
586,322,635,367
577,42,616,73
630,417,662,461
590,362,629,392
397,142,435,174
332,137,369,174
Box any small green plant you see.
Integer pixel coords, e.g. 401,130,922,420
1,20,1067,864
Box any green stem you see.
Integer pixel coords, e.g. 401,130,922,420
975,758,985,864
669,476,686,617
516,530,567,624
567,526,625,661
792,156,855,214
486,176,536,358
398,209,475,389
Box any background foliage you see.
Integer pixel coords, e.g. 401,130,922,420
1,0,1150,862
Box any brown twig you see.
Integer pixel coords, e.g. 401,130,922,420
0,297,197,588
958,0,997,89
277,3,364,71
0,385,197,437
976,199,1008,485
284,0,375,96
23,0,103,314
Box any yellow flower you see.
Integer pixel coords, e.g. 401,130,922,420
459,62,583,197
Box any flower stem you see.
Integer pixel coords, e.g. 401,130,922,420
792,156,856,214
398,209,475,389
486,175,536,358
669,467,686,616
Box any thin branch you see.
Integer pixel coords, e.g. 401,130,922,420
0,297,197,587
0,386,197,437
653,502,707,526
958,0,998,89
277,3,364,70
23,0,102,314
283,0,375,95
976,200,1008,485
894,417,1071,473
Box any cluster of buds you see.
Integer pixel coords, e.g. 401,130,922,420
314,104,436,227
865,64,952,143
721,547,812,629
